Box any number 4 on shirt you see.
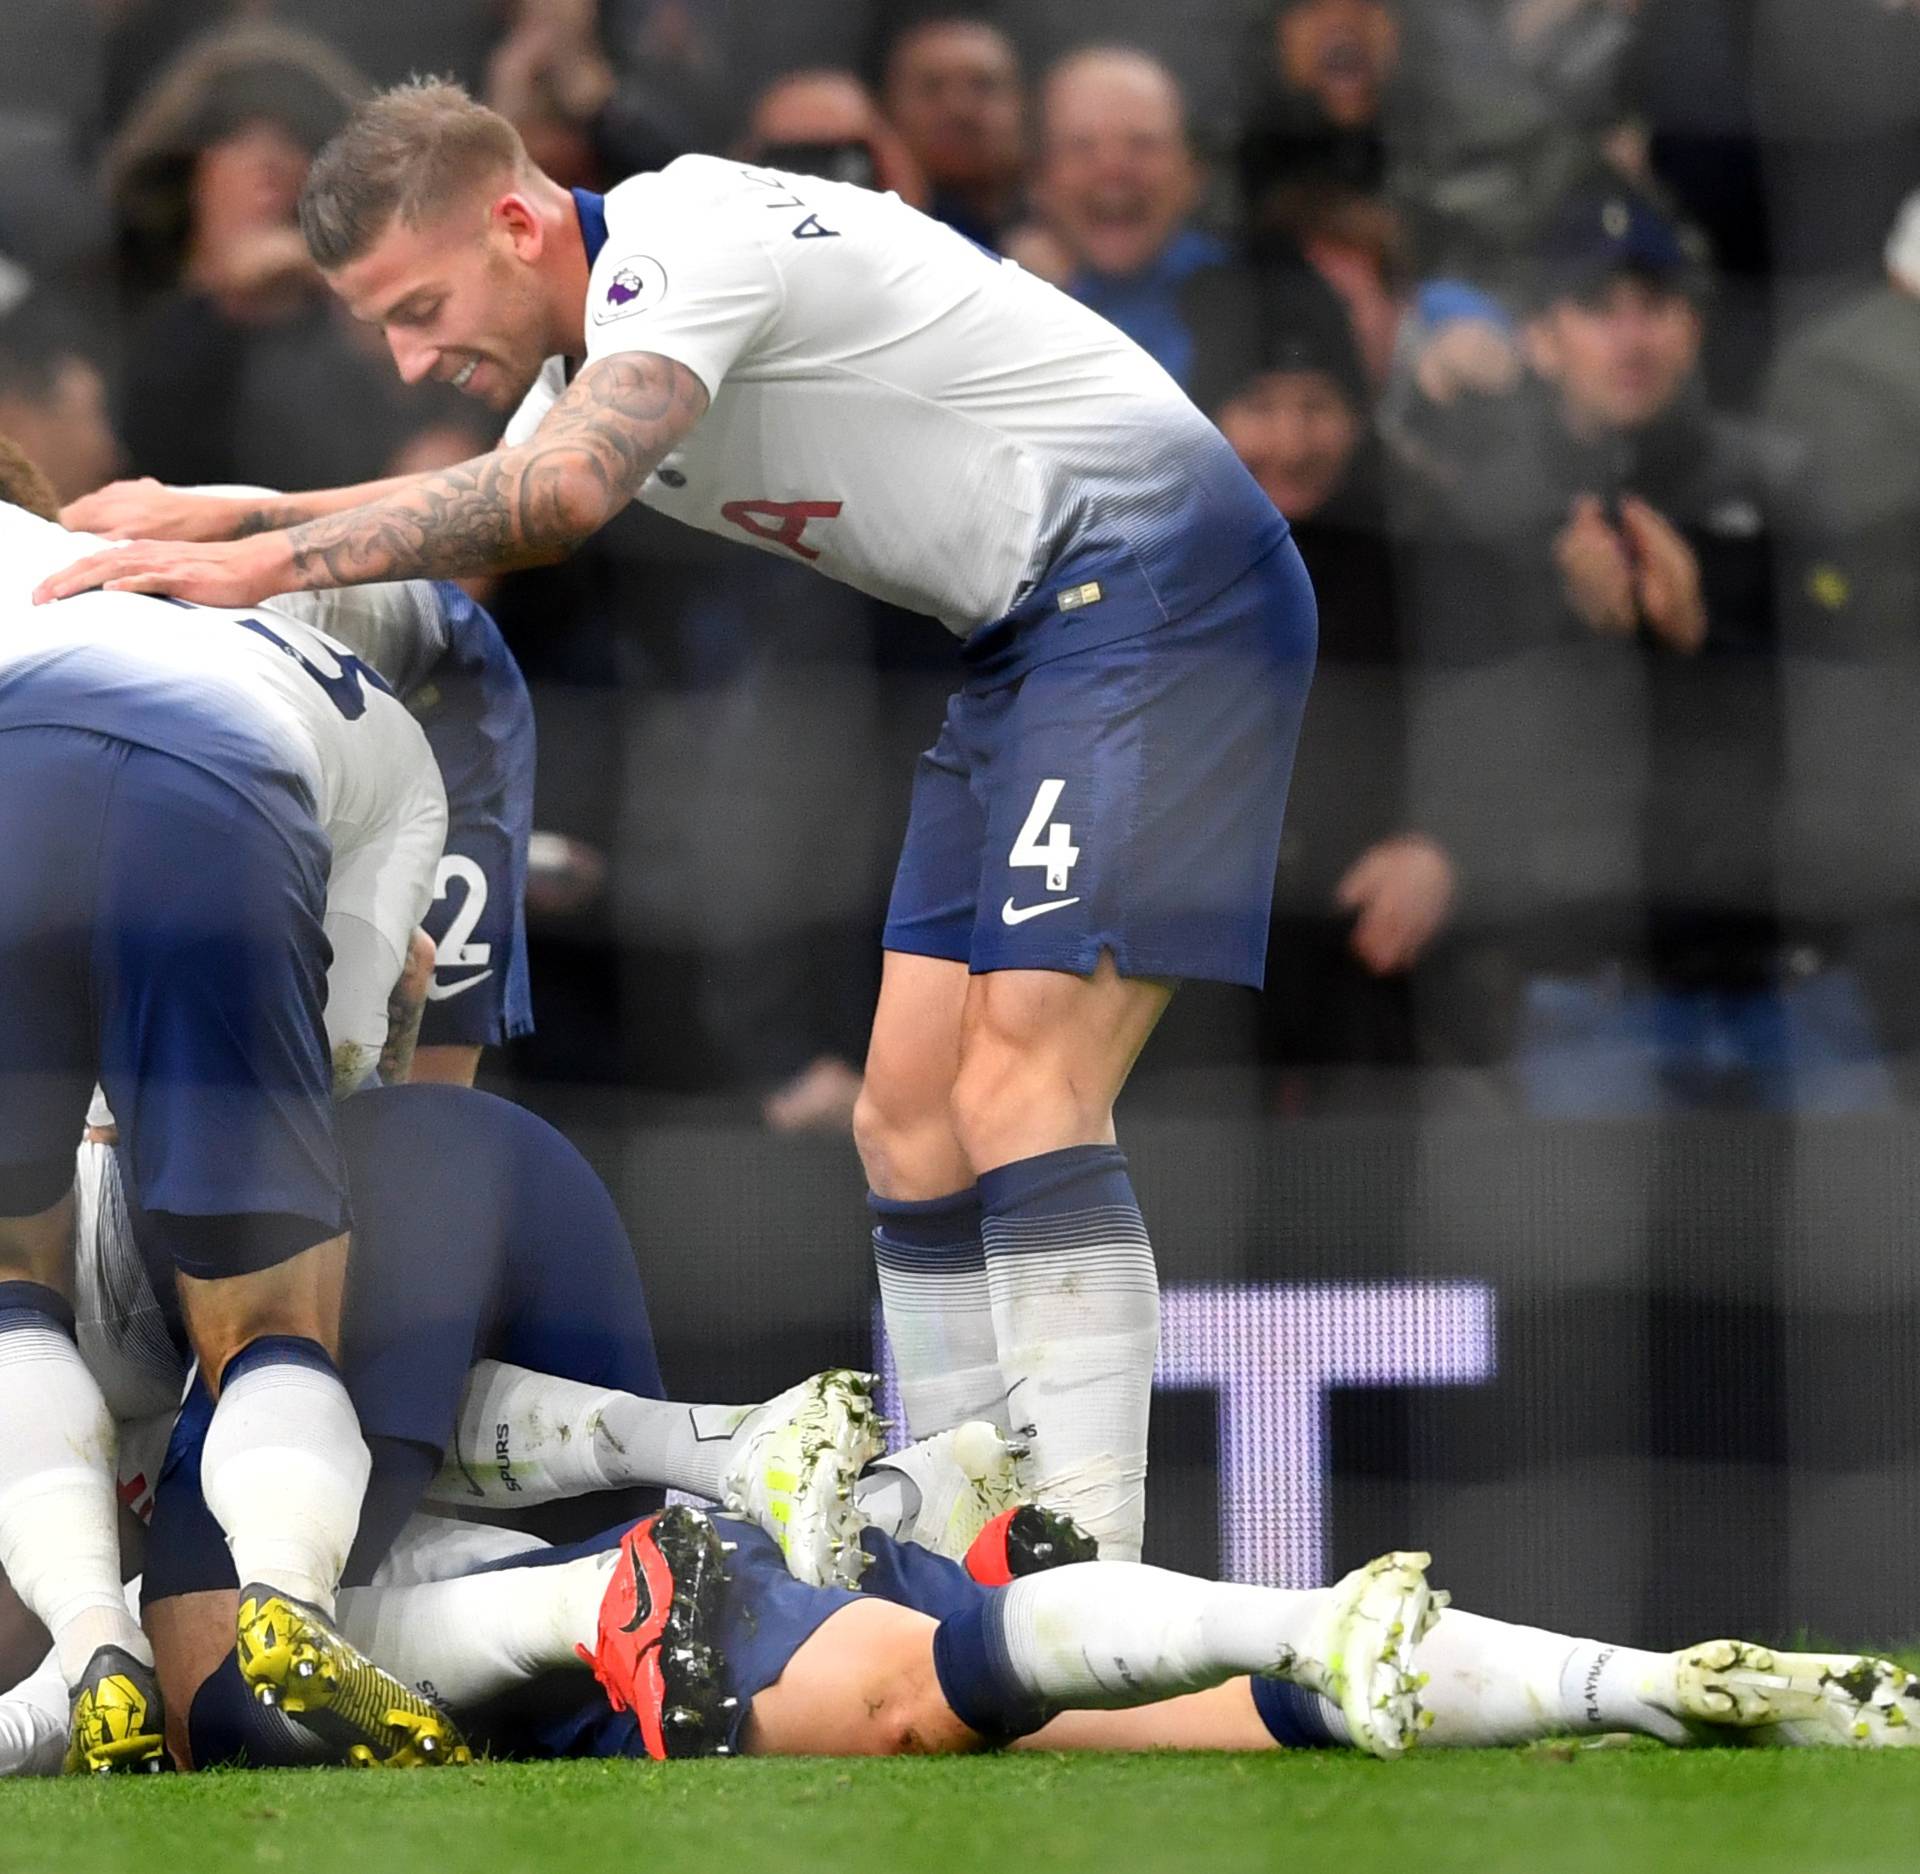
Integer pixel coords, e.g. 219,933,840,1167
1011,778,1080,893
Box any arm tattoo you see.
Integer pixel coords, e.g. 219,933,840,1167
282,353,708,588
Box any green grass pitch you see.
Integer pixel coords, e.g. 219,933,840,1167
9,1749,1920,1874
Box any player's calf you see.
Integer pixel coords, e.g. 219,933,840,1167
0,1265,160,1770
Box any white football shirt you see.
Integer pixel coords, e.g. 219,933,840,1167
0,501,448,1083
505,157,1261,633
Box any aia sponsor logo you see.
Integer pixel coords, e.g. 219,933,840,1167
720,498,843,561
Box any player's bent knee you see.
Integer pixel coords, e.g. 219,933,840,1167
853,1082,971,1201
176,1230,350,1384
0,1191,77,1292
948,1045,1110,1177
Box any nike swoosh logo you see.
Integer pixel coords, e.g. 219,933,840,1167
618,1537,655,1634
1001,896,1081,926
426,969,495,1003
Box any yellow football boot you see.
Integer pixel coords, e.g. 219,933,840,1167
64,1645,168,1775
236,1584,471,1768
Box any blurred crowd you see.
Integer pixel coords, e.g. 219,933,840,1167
9,0,1920,1126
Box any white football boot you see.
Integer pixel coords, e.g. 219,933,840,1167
719,1370,884,1589
864,1421,1031,1562
1672,1641,1920,1747
1287,1551,1442,1761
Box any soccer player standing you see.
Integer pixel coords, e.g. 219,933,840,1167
44,80,1319,1562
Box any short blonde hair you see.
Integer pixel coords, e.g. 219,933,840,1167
298,77,527,269
0,434,59,521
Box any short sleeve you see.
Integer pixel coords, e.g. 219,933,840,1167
502,358,566,447
580,177,783,397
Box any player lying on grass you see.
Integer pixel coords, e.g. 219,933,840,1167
137,1494,1920,1770
106,1092,1920,1770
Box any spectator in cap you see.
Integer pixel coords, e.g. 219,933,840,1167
1016,47,1227,389
1395,180,1891,1114
105,23,459,492
1183,265,1460,1107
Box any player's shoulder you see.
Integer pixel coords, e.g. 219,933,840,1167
603,154,758,227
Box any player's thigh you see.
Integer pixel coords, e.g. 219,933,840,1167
93,748,348,1262
879,691,989,986
955,952,1173,1133
329,1086,516,1455
176,1231,350,1378
0,728,114,1218
741,1597,979,1757
968,544,1314,998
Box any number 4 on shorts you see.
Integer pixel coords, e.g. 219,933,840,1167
1011,778,1080,893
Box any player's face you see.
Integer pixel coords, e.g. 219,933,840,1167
1530,277,1703,435
328,200,553,413
1217,369,1362,521
1039,71,1197,279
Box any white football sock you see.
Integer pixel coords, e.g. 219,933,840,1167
872,1203,1009,1437
0,1643,70,1777
337,1550,615,1708
1406,1610,1688,1747
996,1563,1332,1708
982,1156,1157,1561
852,1470,920,1540
0,1313,148,1682
200,1350,370,1614
1548,1632,1691,1744
372,1513,549,1589
428,1361,754,1509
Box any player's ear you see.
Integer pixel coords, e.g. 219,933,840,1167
491,190,545,261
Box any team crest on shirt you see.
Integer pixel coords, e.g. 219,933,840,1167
592,255,668,324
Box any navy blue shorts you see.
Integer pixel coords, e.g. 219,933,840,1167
459,1520,993,1762
415,588,536,1051
0,725,346,1269
883,538,1317,990
141,1083,666,1602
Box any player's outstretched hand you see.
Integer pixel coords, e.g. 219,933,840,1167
59,478,248,542
31,535,286,609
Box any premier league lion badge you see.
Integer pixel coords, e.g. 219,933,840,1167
592,255,668,324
